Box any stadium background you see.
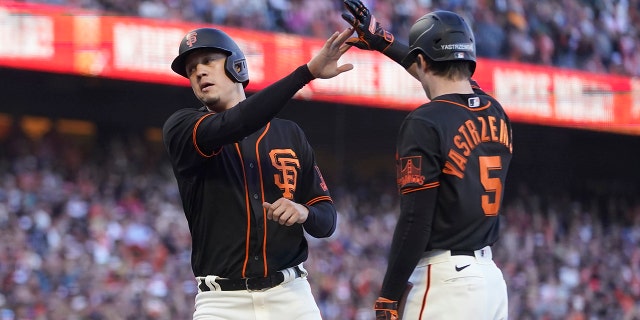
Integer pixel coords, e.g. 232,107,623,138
1,1,639,319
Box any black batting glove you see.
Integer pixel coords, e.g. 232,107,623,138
374,297,399,320
341,0,394,52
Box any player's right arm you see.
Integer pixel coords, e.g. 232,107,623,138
342,0,483,91
379,116,441,301
161,66,317,176
341,0,418,79
162,29,354,173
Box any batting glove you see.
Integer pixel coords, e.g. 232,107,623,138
341,0,394,52
374,297,399,320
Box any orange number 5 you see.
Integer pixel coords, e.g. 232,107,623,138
479,156,502,216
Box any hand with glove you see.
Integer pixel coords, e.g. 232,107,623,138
375,282,413,320
374,297,399,320
341,0,394,51
341,0,411,68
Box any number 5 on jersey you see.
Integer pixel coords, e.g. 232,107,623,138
479,155,502,216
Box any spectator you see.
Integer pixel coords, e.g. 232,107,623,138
1,126,639,319
26,0,640,76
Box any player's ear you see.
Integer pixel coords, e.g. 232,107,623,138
416,54,427,71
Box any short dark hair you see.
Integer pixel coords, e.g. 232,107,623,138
417,53,474,81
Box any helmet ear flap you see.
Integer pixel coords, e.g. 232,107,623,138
226,55,249,88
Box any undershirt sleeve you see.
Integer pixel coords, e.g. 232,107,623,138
195,65,315,148
379,115,442,300
379,187,438,300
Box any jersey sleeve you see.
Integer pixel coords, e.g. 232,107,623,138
396,116,443,193
291,124,337,238
162,108,211,176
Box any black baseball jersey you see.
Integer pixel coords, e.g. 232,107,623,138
380,82,513,300
163,66,337,279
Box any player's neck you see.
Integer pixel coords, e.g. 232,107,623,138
426,78,473,99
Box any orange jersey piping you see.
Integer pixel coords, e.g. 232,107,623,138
400,181,439,195
255,123,270,276
306,196,333,206
193,113,222,157
235,143,252,278
419,264,432,319
431,99,491,111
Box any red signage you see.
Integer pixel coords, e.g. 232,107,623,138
1,1,639,134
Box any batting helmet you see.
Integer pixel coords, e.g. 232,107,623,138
401,11,476,73
171,28,249,87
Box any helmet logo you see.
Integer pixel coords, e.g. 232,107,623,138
185,31,197,48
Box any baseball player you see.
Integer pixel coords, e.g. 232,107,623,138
342,1,512,319
162,27,353,319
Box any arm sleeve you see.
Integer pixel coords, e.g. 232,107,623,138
379,187,438,300
379,115,442,300
195,65,315,149
303,201,337,238
162,65,315,175
383,40,412,69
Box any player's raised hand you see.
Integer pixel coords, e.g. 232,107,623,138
306,27,354,79
341,0,395,52
263,198,309,226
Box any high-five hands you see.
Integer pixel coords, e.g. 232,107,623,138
306,28,354,79
341,0,395,52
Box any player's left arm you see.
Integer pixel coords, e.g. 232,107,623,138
263,124,337,238
261,198,336,237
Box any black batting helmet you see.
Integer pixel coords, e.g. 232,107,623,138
171,28,249,87
401,11,476,73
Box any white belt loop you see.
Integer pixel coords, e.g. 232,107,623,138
297,263,308,277
281,267,296,283
196,275,222,293
280,263,305,285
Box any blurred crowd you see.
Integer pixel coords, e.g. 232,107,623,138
1,128,639,320
25,0,640,77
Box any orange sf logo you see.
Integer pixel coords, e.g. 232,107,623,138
269,149,300,199
186,31,197,47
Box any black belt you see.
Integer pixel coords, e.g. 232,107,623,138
199,266,303,292
451,250,475,256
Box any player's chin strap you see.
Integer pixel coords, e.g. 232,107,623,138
374,297,399,320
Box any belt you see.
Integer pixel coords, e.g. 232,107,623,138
198,265,303,292
450,250,475,256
